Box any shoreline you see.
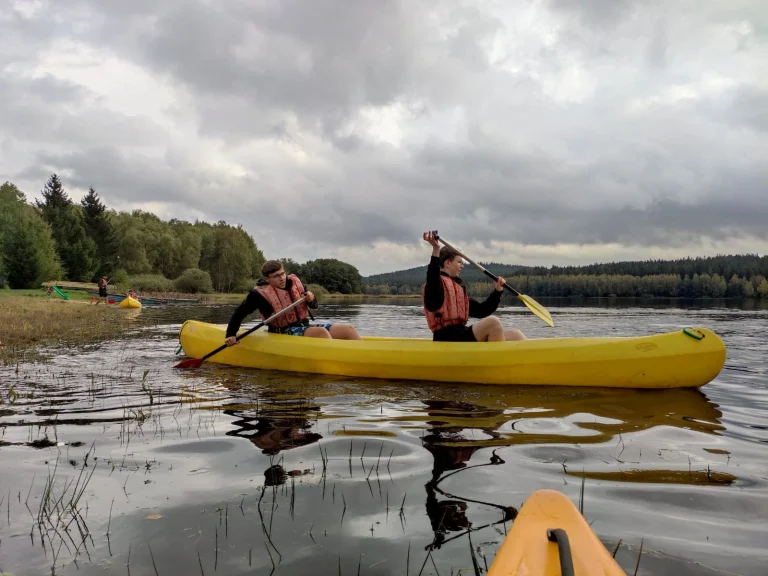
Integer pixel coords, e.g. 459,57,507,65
1,287,763,364
3,288,762,303
0,295,135,364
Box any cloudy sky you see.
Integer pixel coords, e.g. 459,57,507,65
1,0,766,275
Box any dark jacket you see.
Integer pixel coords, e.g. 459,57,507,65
423,256,501,318
225,277,318,337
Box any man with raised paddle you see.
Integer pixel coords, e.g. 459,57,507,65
422,230,528,342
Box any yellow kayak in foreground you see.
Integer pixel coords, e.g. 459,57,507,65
487,489,625,575
177,321,725,388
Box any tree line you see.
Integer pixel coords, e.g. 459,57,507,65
4,174,765,299
0,176,363,294
278,258,363,294
364,258,768,299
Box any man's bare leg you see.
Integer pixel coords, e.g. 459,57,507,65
471,316,504,342
303,325,362,340
503,328,526,341
329,324,363,340
303,327,332,339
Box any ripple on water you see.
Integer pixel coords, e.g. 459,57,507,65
0,301,767,575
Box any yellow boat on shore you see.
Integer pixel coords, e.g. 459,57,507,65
177,321,725,388
119,296,142,309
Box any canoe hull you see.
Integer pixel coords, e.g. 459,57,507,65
177,321,726,388
487,489,625,575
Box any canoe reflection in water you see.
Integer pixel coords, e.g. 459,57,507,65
216,373,726,562
224,397,323,486
415,386,726,547
421,400,517,551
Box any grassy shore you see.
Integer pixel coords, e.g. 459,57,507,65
0,292,134,364
1,288,422,306
0,287,94,301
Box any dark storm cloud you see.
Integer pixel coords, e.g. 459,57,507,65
0,74,165,148
0,75,91,139
0,0,766,270
547,0,641,30
18,147,188,205
54,0,505,138
377,128,768,247
75,0,434,136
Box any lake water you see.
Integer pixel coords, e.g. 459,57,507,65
0,298,766,575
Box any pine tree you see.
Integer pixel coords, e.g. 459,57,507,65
0,182,27,287
3,215,40,288
36,174,69,219
36,174,97,281
1,181,63,287
0,181,25,250
81,187,118,277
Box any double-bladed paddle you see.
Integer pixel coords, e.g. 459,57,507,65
173,296,309,369
432,231,555,328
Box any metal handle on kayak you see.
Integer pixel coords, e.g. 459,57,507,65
547,529,575,576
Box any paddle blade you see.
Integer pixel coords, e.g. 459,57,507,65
517,294,554,327
173,357,205,369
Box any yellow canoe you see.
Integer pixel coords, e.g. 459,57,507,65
177,321,725,388
119,296,142,309
487,489,625,575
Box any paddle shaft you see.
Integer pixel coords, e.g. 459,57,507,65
432,232,522,297
199,296,308,362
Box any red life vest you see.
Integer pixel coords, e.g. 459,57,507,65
423,275,469,332
255,274,310,328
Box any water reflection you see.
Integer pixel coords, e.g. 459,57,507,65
392,386,725,446
218,388,326,491
2,300,765,576
405,388,725,553
421,400,515,551
211,373,728,559
224,397,323,455
216,373,726,465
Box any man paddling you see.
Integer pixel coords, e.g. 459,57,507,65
224,260,362,345
422,231,526,342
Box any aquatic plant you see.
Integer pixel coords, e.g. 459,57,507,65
0,297,131,364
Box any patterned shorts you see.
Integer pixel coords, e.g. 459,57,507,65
279,323,334,337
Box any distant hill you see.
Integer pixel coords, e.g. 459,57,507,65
364,254,768,284
362,254,768,299
364,262,524,287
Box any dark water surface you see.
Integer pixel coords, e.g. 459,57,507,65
1,299,766,575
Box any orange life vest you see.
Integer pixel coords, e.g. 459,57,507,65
423,275,469,332
255,274,310,328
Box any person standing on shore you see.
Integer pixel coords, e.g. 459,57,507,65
95,275,110,305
